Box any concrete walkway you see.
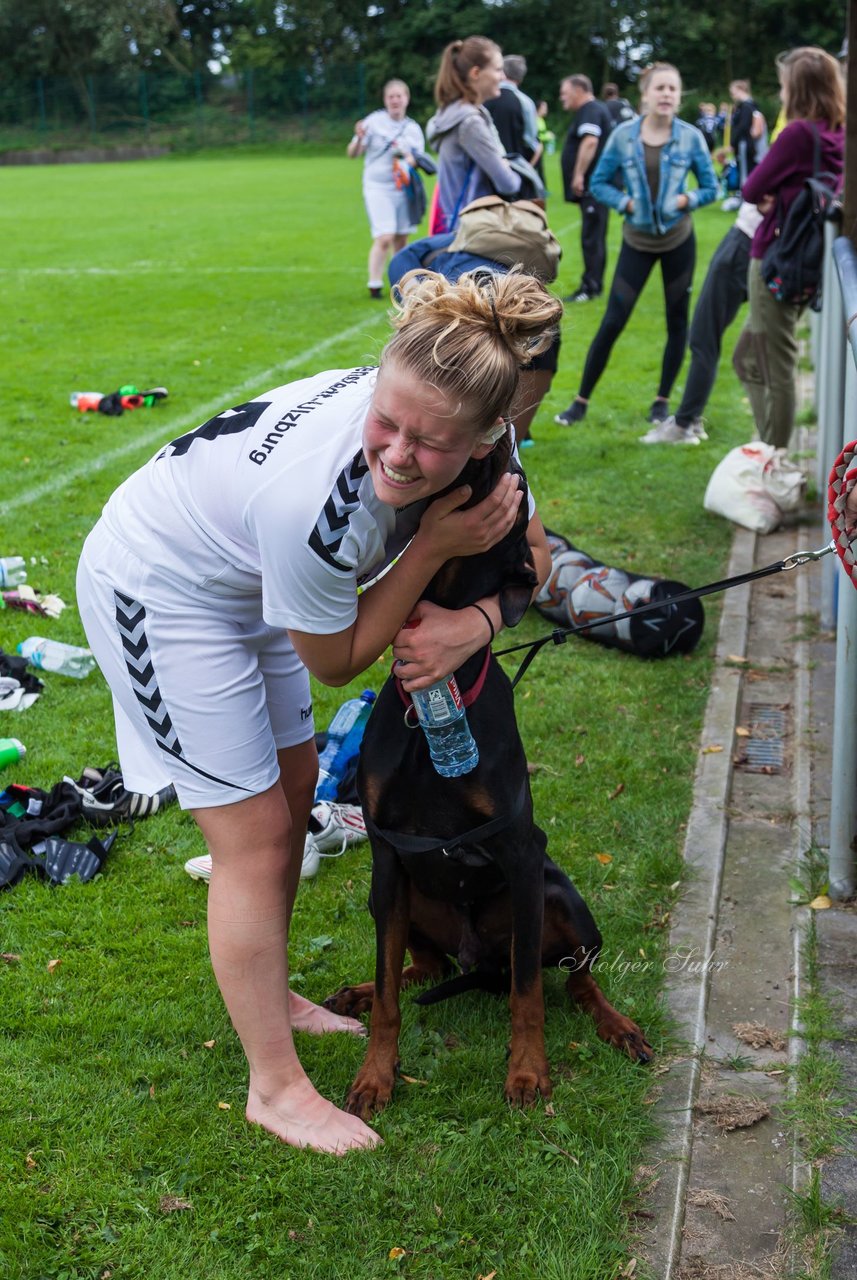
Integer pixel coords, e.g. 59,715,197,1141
639,497,857,1278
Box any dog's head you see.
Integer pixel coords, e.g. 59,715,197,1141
423,431,537,628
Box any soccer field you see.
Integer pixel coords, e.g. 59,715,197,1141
0,151,753,1280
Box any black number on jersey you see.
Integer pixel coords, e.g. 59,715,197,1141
160,401,272,458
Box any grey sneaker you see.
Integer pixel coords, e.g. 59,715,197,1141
639,416,700,445
686,419,709,440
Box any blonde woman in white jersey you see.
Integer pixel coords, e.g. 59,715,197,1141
77,270,560,1155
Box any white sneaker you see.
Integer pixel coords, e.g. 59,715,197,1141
686,419,709,440
182,803,367,884
639,416,700,445
301,802,368,879
184,852,213,882
721,195,741,212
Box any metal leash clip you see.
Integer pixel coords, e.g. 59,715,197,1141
782,539,837,571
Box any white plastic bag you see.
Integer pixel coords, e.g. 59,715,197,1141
703,443,804,534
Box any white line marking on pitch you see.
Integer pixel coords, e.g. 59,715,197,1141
0,317,386,518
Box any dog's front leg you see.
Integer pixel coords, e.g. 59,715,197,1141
345,843,409,1119
506,877,552,1106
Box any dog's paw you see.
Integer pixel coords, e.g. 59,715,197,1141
323,983,375,1017
598,1015,654,1064
504,1060,553,1108
345,1070,396,1120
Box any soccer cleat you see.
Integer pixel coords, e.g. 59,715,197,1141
554,401,588,426
66,766,176,826
639,416,700,445
183,852,213,882
646,400,670,424
183,802,368,884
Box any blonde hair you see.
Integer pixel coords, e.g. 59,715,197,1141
381,269,562,432
778,47,845,128
383,79,409,99
639,62,682,96
434,36,500,107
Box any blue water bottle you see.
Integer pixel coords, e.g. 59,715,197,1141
315,690,376,802
410,675,479,778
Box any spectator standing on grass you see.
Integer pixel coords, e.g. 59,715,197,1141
485,54,543,170
76,269,558,1157
726,80,767,197
601,82,636,127
641,200,763,445
696,102,720,152
427,36,521,234
347,80,425,300
554,63,718,430
732,46,844,449
559,74,614,303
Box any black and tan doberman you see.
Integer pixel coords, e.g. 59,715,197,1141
325,434,652,1116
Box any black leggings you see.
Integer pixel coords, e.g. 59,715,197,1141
578,231,697,401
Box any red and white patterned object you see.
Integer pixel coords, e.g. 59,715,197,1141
828,439,857,589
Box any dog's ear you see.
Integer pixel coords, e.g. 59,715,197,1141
499,562,539,628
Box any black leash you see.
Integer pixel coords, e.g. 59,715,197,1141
495,539,836,690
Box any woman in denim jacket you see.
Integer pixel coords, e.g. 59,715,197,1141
555,64,718,439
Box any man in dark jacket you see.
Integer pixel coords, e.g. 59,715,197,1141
560,74,614,302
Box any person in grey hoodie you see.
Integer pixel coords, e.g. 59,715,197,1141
426,36,521,233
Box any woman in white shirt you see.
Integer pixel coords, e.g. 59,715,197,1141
77,269,560,1156
348,80,425,298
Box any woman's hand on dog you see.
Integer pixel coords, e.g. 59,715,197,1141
414,472,522,566
392,599,499,690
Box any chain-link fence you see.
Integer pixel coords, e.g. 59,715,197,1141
0,65,369,152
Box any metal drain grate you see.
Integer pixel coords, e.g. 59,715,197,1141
739,704,787,773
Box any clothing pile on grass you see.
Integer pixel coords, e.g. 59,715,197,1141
0,764,176,889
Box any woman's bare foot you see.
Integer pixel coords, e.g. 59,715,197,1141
289,990,366,1036
246,1076,381,1154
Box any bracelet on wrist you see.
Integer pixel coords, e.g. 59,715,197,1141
470,602,496,645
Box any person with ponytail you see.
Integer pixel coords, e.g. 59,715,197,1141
427,36,522,232
732,46,844,449
76,269,559,1157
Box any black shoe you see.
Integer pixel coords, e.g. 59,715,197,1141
554,401,588,426
646,400,670,424
369,287,383,300
561,290,593,304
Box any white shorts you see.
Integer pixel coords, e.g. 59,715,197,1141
363,182,414,238
76,521,315,810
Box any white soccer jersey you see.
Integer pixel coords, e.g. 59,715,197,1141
100,368,425,635
361,111,425,188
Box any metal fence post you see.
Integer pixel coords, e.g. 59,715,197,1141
828,238,857,899
819,223,846,630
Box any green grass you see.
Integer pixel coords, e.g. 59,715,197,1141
0,152,759,1280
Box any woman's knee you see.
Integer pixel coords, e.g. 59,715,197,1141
374,233,395,253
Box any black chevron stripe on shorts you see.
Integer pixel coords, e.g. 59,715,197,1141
112,591,253,793
113,591,183,756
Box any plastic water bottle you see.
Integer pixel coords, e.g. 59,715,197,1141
410,675,479,778
69,392,104,411
17,637,96,679
0,738,25,771
0,557,27,588
315,689,376,801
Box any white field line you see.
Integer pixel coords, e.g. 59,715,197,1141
5,215,582,517
0,263,360,277
0,317,386,518
3,216,581,278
